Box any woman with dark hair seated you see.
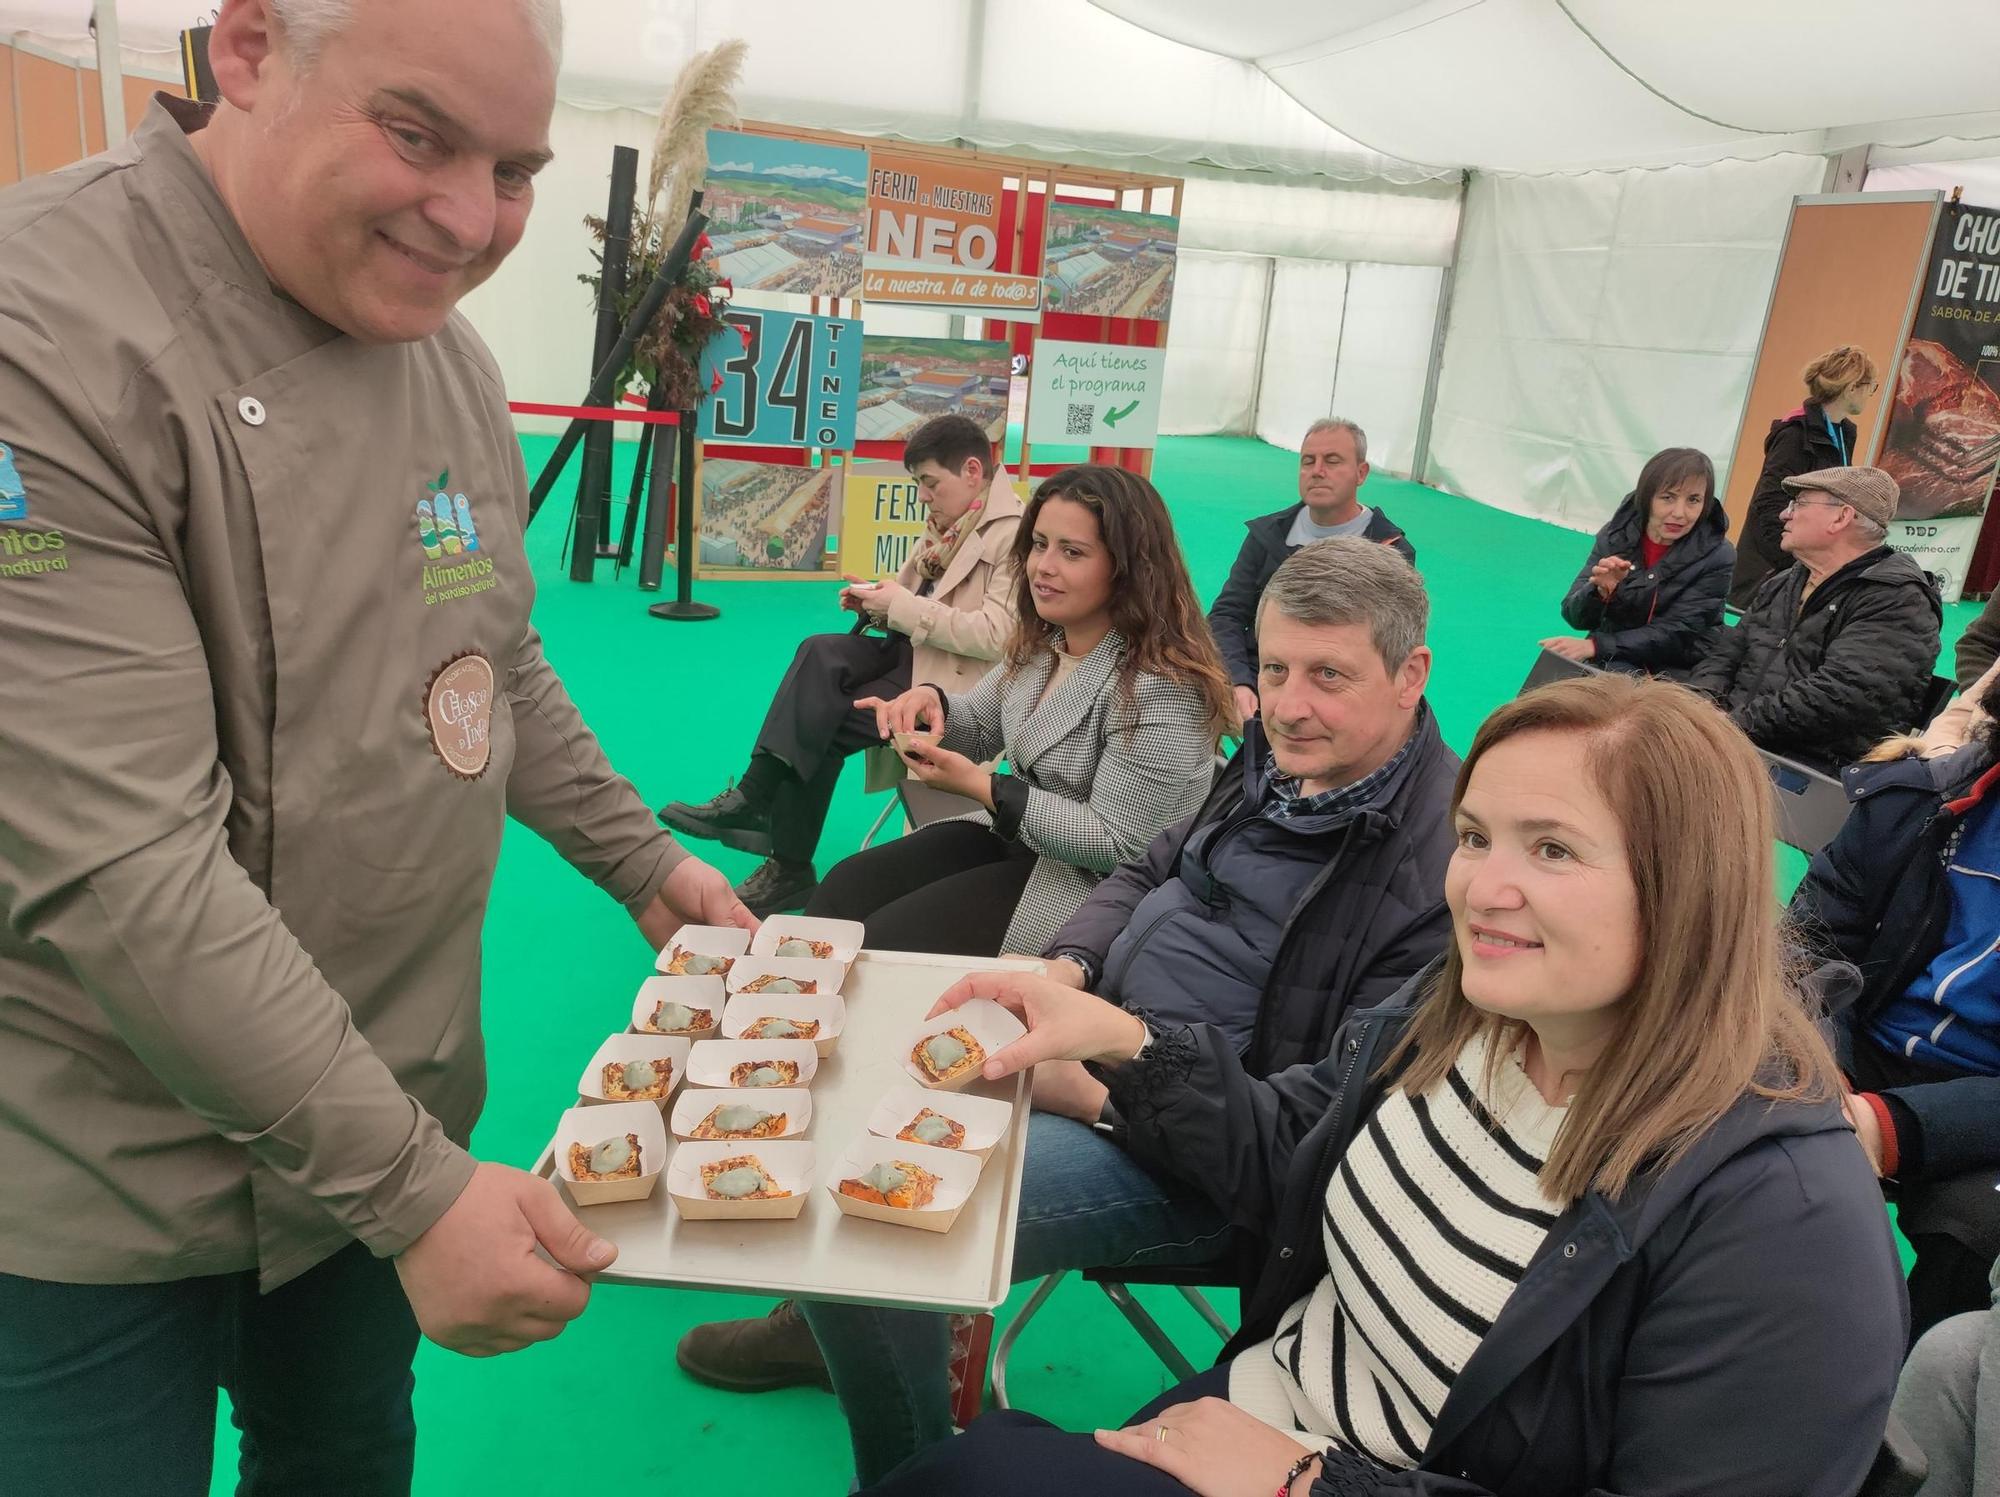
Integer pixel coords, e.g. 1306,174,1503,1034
805,463,1235,958
1538,447,1731,677
1795,669,2000,1340
867,674,1905,1497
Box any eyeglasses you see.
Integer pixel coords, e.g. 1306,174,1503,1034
1781,497,1848,514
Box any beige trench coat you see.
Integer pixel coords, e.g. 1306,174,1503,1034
0,98,684,1289
860,477,1023,792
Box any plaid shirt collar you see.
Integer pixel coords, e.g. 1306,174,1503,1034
1265,724,1416,823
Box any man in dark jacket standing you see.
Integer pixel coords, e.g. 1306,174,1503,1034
1207,418,1415,723
1689,466,1940,770
1793,686,2000,1340
677,539,1458,1486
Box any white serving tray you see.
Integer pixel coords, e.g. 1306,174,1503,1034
535,951,1038,1313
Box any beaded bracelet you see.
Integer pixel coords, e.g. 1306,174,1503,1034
1279,1449,1319,1497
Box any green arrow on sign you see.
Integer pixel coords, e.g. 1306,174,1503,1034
1104,400,1140,427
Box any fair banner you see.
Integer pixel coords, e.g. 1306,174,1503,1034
1042,203,1179,322
839,461,931,577
857,336,1011,444
1024,340,1166,449
1879,199,2000,602
701,129,867,298
862,152,1042,321
696,459,838,578
698,307,863,449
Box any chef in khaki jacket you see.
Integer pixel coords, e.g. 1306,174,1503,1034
0,1,749,1490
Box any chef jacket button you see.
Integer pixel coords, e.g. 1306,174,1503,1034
238,396,267,426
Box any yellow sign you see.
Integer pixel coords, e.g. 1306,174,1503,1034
840,461,931,577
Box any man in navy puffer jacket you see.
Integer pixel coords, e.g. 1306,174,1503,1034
1794,670,2000,1340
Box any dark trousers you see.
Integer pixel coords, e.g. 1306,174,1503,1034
866,1363,1233,1495
1850,1041,2000,1342
755,630,913,864
0,1241,420,1497
807,820,1036,957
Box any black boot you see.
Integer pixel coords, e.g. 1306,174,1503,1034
735,858,818,917
658,785,775,856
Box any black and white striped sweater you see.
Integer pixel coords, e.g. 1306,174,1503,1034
1228,1030,1565,1468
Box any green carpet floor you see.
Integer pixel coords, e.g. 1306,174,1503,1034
206,433,1975,1493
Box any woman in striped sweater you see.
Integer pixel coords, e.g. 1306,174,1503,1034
869,674,1907,1497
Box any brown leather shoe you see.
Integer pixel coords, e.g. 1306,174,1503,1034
674,1298,831,1392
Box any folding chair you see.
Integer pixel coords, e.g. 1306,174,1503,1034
860,777,982,850
990,1265,1236,1411
1761,751,1851,857
1517,647,1600,696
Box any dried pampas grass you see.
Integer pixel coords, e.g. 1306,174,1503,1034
647,38,748,236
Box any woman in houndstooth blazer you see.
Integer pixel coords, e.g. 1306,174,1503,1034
806,465,1237,957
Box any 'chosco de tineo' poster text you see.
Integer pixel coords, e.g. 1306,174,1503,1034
1883,201,2000,601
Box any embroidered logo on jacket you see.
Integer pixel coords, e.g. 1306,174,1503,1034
0,442,27,521
416,469,498,607
423,651,495,779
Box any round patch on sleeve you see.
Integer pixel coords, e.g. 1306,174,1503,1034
423,651,495,780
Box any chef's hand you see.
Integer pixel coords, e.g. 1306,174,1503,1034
395,1162,615,1357
1589,555,1634,599
637,859,759,950
897,737,993,809
927,970,1146,1080
1536,636,1597,663
857,684,945,740
1096,1398,1321,1497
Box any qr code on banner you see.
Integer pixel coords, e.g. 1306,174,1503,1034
1065,402,1095,437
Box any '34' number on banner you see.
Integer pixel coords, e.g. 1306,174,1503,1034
701,308,860,450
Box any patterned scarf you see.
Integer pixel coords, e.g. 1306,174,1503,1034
910,496,984,582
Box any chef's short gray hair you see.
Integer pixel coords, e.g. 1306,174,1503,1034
269,0,563,70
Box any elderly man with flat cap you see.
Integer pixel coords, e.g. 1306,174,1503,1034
0,1,751,1491
1690,466,1942,771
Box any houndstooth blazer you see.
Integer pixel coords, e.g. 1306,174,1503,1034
934,630,1217,955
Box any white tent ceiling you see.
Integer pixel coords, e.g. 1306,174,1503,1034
0,0,1445,182
1094,0,2000,172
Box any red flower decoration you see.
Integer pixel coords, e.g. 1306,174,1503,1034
694,232,713,257
718,278,734,293
693,292,713,318
736,322,754,349
710,368,724,392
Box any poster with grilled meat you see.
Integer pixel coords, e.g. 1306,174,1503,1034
1880,202,2000,600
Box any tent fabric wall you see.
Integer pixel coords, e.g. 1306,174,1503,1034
1159,251,1268,437
1425,152,1828,533
1252,260,1349,453
1327,262,1446,478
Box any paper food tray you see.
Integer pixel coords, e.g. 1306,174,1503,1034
655,924,752,978
551,1101,668,1206
901,1000,1027,1092
828,1133,982,1234
725,955,848,998
668,1139,814,1221
670,1086,813,1142
630,975,724,1041
576,1033,693,1111
751,915,863,967
720,991,847,1056
684,1037,821,1089
866,1080,1013,1162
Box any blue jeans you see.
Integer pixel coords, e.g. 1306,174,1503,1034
801,1112,1239,1486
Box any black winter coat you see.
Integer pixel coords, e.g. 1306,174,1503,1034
1729,402,1857,608
1043,708,1458,1076
1793,740,2000,1183
1558,489,1733,672
1097,968,1908,1497
1208,504,1416,688
1688,545,1942,771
